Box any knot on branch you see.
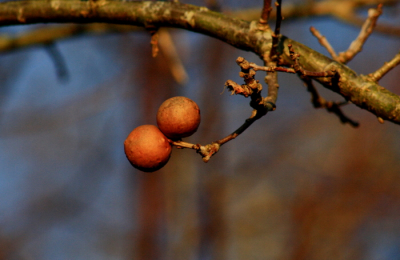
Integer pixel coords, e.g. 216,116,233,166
288,44,337,78
225,56,263,98
198,143,220,162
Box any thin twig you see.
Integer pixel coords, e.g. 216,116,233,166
302,77,359,127
368,51,400,82
274,0,283,38
216,115,259,145
226,55,337,97
270,0,283,62
309,26,338,60
170,110,261,162
180,55,274,163
337,4,382,64
259,0,272,26
329,2,399,38
44,42,69,82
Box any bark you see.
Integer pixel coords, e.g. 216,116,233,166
0,0,399,124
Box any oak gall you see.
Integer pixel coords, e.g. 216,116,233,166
157,96,201,139
124,125,172,172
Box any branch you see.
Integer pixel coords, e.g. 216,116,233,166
310,26,338,60
0,1,400,124
337,4,383,63
0,23,138,52
170,115,259,162
259,0,272,26
44,42,69,82
368,51,400,82
262,0,283,113
301,77,359,127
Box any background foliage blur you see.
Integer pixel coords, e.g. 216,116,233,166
0,0,400,259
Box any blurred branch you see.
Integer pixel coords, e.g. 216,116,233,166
44,42,69,82
368,51,400,82
157,29,189,85
150,28,189,84
0,1,399,124
0,23,188,84
0,23,137,52
301,77,359,127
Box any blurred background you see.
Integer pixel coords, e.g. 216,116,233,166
0,0,400,259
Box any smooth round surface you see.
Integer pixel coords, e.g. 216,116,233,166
124,125,172,172
157,96,201,139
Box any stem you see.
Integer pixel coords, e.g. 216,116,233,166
259,0,272,25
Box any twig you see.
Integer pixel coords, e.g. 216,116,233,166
290,45,358,127
368,51,400,82
329,2,399,38
259,0,272,27
274,0,283,39
337,4,382,64
263,71,280,111
0,24,139,53
44,42,69,82
183,55,274,163
302,77,359,127
170,111,260,162
225,55,337,97
309,26,338,60
229,57,269,113
171,45,349,162
158,29,189,85
270,0,283,61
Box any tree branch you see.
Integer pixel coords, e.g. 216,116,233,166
337,4,383,64
368,51,400,82
0,1,399,124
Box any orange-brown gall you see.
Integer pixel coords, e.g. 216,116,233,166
157,96,201,139
124,125,172,172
